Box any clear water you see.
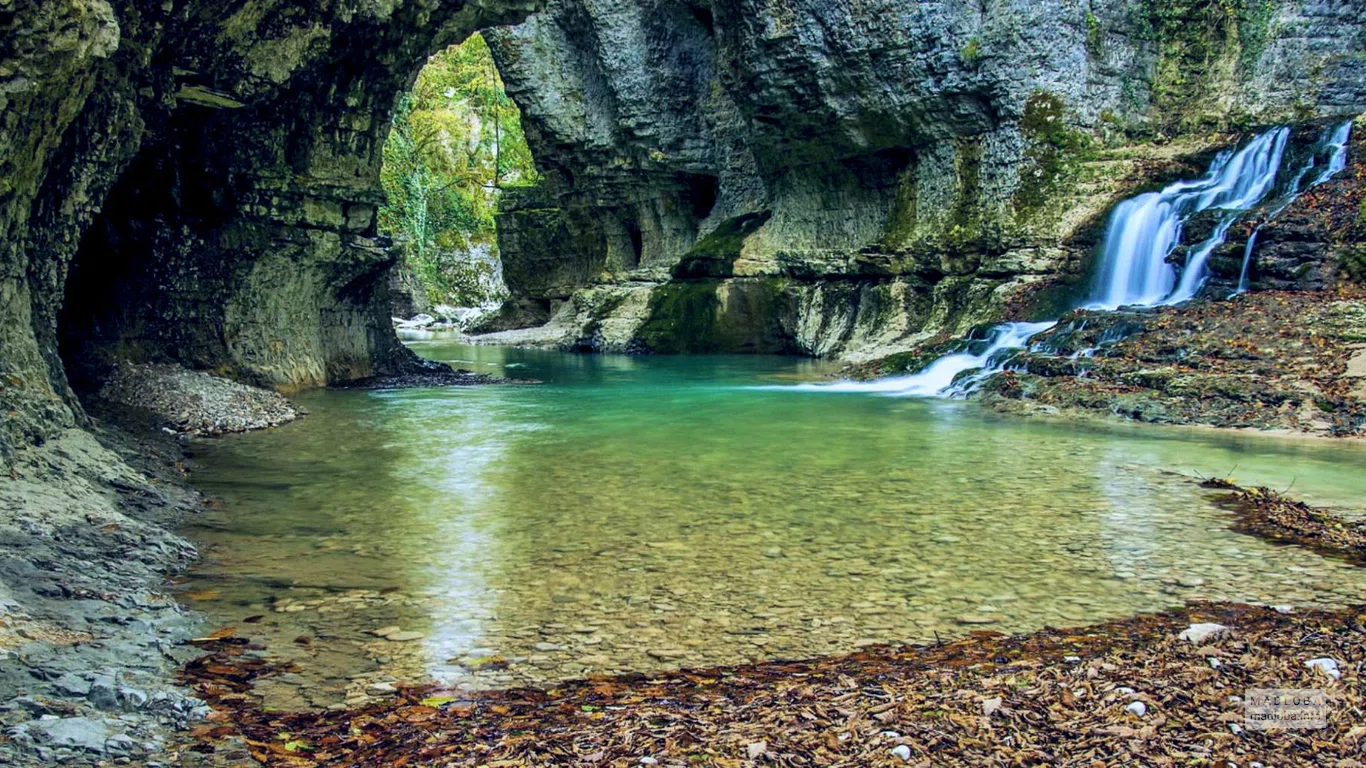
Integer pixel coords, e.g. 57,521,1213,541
179,340,1366,709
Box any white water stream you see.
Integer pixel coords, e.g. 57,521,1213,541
795,121,1353,398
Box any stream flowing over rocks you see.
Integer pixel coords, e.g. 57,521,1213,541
4,0,1366,764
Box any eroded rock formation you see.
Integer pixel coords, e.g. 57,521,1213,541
4,0,1366,461
483,0,1366,356
1,0,535,460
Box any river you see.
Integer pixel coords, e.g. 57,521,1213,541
178,339,1366,709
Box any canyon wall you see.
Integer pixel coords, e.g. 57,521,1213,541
4,0,1366,462
0,0,535,459
484,0,1366,356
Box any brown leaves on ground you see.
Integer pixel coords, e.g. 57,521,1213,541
180,603,1366,767
1205,479,1366,566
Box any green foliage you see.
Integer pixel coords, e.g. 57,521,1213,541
960,37,983,68
379,34,539,307
1085,10,1104,58
1133,0,1275,133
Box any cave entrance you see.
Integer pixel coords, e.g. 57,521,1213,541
381,33,538,328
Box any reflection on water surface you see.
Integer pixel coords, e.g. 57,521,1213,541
180,341,1366,709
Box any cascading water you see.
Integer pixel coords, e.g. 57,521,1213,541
791,120,1353,399
1233,121,1354,294
1096,126,1291,308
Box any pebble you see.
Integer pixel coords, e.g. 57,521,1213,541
891,744,913,761
956,615,995,625
1178,623,1230,646
1305,657,1341,679
1125,701,1148,717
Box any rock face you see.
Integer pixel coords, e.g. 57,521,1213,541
4,0,1366,464
1,0,537,461
484,0,1366,355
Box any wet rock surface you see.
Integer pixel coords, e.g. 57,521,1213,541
484,1,1366,360
976,291,1366,436
0,426,213,766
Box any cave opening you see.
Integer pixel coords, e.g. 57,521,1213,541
380,32,539,327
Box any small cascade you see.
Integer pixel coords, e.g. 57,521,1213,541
805,322,1055,397
792,120,1354,399
1233,121,1353,294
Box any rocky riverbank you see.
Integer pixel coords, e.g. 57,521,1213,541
94,363,302,437
976,290,1366,437
0,423,211,766
180,601,1364,766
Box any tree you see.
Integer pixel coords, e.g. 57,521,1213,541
379,33,539,308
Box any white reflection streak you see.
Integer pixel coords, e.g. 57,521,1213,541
408,395,512,686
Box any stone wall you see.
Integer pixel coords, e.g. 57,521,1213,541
485,0,1366,356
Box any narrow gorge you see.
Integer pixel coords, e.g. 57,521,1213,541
4,0,1366,765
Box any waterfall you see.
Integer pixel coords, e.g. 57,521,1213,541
1096,127,1290,308
1233,121,1354,294
806,322,1056,396
791,120,1354,399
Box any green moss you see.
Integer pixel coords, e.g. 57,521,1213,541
1013,92,1093,220
1085,11,1104,58
880,166,919,248
1236,0,1276,73
633,278,791,354
1341,246,1366,285
1134,0,1267,133
575,291,630,344
672,212,771,279
945,138,984,249
961,37,983,68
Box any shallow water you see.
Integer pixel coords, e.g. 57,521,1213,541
180,341,1366,709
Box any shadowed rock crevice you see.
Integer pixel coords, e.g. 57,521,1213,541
2,0,540,460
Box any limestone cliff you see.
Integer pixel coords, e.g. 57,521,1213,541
1,0,535,459
4,0,1366,462
483,0,1366,356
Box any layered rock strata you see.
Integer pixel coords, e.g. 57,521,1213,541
483,0,1366,358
